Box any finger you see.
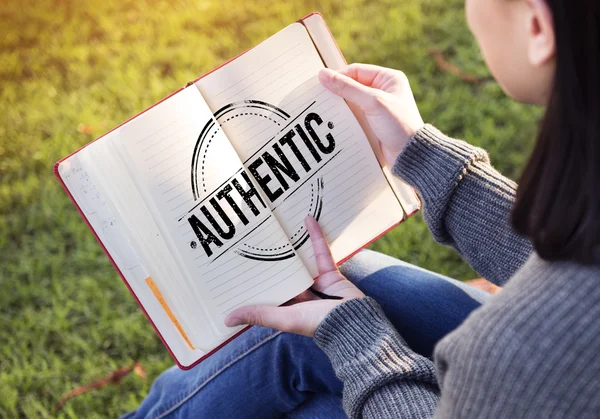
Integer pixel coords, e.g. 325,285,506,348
318,68,378,108
304,216,337,275
338,63,388,87
225,305,314,335
225,305,287,328
339,63,408,94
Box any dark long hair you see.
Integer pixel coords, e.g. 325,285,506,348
511,0,600,265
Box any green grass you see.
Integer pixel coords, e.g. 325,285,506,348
0,0,540,416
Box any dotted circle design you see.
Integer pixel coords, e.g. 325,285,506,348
197,105,323,258
289,183,315,241
242,183,317,252
243,243,290,251
201,111,283,193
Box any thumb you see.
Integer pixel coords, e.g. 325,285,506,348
224,302,336,337
319,68,378,110
225,305,290,330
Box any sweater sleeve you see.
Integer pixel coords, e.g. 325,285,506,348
314,297,440,419
393,125,533,286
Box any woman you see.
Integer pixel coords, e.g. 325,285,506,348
126,0,599,417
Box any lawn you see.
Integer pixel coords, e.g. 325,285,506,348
0,0,540,417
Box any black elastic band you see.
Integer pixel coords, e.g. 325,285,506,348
310,287,343,300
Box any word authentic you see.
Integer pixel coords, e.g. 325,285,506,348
188,112,337,258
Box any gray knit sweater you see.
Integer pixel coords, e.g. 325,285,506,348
313,125,600,418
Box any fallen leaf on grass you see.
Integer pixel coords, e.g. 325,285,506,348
429,48,484,86
55,360,146,412
77,124,94,135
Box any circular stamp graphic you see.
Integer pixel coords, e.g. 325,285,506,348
189,100,327,262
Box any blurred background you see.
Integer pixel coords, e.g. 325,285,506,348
0,0,540,417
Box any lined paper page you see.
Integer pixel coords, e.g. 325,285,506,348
196,23,404,276
303,13,420,216
114,86,312,340
273,80,404,276
58,152,206,365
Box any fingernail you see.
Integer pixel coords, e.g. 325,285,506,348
318,68,334,85
304,215,315,230
224,316,241,327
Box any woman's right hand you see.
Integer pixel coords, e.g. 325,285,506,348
318,64,424,167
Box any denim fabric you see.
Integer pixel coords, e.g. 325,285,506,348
123,250,488,418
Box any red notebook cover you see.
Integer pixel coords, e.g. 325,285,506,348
54,12,419,370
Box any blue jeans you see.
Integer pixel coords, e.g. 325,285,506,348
124,250,489,418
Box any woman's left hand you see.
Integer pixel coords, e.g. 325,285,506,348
224,216,365,337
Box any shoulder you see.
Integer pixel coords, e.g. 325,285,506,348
434,254,600,418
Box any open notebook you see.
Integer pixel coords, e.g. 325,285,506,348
54,13,420,369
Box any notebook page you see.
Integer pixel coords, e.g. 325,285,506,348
58,152,205,366
302,13,421,216
195,23,404,276
113,86,312,339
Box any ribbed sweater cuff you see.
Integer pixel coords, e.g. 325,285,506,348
392,124,490,244
314,297,407,361
393,124,490,204
314,297,439,416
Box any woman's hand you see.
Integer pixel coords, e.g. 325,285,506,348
319,64,424,166
224,216,365,337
